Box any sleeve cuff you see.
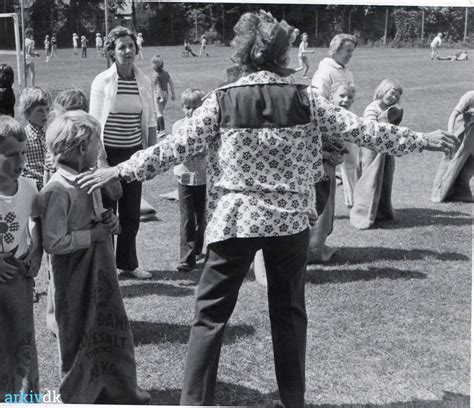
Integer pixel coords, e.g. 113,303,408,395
73,230,92,249
418,132,429,151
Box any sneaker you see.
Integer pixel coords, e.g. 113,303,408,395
119,268,152,279
177,262,195,272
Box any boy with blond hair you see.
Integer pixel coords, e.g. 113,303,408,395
0,115,42,401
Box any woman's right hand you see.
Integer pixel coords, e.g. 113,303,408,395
423,130,459,157
76,167,120,194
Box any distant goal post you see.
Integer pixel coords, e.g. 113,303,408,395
0,13,23,86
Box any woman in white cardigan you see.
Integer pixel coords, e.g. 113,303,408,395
89,26,156,280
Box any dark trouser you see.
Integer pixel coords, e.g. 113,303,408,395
102,145,142,271
180,228,309,408
178,183,206,265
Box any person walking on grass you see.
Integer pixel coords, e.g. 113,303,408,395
72,32,79,55
151,54,175,132
24,28,38,87
95,33,104,57
199,34,209,57
51,34,57,58
431,32,443,60
136,32,144,60
44,35,51,62
81,35,88,58
76,10,457,408
294,32,314,78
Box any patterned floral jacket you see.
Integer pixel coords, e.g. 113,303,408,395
117,70,427,246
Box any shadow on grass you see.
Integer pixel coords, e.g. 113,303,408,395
147,385,468,407
130,321,255,346
121,282,194,298
308,391,470,408
147,268,203,285
322,247,468,265
306,266,426,284
147,381,276,405
334,208,471,229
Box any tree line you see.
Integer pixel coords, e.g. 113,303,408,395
1,1,472,49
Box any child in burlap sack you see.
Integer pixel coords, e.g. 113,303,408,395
38,110,150,404
0,115,43,401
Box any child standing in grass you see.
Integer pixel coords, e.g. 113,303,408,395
0,64,15,117
136,33,144,60
20,87,51,192
38,110,149,404
294,32,314,78
350,78,404,229
81,35,88,58
151,54,175,131
0,115,42,402
44,35,51,62
432,90,474,202
309,81,354,263
173,88,207,272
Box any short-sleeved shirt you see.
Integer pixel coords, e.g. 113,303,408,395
0,177,38,258
431,36,442,48
25,38,35,64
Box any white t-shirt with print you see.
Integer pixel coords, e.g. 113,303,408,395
0,177,38,258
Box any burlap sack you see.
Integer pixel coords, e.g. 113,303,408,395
0,270,39,401
50,239,150,404
431,113,474,202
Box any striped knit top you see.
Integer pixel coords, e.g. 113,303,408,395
103,77,143,148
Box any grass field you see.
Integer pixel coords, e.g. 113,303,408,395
1,45,472,406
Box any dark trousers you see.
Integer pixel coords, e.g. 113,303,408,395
178,183,206,265
180,228,309,408
102,145,142,271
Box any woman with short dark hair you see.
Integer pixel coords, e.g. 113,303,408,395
89,26,156,280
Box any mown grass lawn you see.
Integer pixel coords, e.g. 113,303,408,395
2,44,471,406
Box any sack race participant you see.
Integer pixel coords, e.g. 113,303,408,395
38,111,150,404
0,116,42,401
432,90,474,202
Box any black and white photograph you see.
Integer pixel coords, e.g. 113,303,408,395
0,0,471,406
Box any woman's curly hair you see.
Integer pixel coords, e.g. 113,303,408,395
230,10,296,73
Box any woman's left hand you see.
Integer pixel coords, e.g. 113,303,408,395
76,167,120,194
423,130,459,157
